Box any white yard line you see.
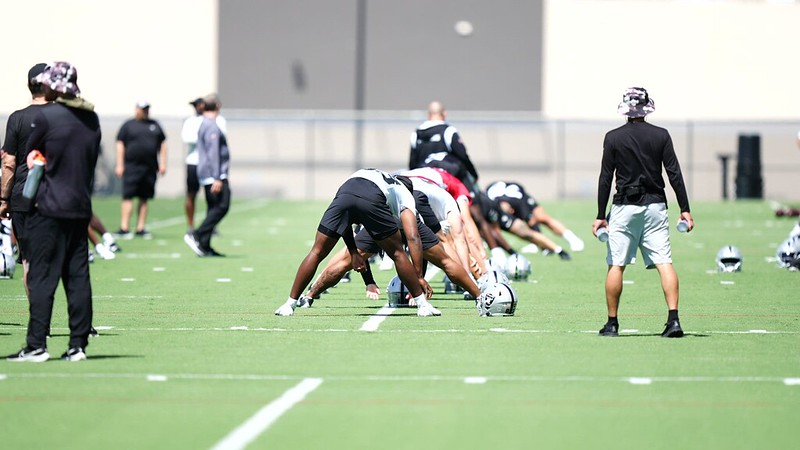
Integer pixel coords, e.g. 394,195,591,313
359,305,396,331
211,378,323,450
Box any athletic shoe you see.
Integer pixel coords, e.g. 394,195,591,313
661,320,684,338
598,322,619,337
202,247,225,257
339,271,351,283
88,249,95,263
135,229,153,240
520,243,539,254
296,295,314,308
95,243,116,260
558,250,572,261
275,299,296,316
89,327,99,337
463,291,475,301
108,242,122,253
115,229,134,240
60,347,87,362
416,301,442,317
183,233,207,256
6,347,50,362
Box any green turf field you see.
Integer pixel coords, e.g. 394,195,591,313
1,197,798,450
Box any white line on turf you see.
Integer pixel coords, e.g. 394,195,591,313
628,377,652,385
359,305,396,331
784,378,800,386
147,374,168,382
0,374,6,380
211,377,323,450
464,377,487,384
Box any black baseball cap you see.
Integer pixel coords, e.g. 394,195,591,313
28,63,47,84
189,97,204,106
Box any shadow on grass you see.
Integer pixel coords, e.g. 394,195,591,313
86,354,145,360
0,323,22,327
615,333,710,338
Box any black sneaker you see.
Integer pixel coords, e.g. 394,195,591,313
203,247,225,257
135,229,153,240
61,347,87,361
661,320,684,338
107,242,122,253
115,229,134,240
6,347,50,362
558,250,572,261
598,322,619,337
89,327,99,337
183,233,207,256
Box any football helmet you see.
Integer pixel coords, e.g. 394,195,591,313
776,236,800,269
477,270,510,291
715,245,743,273
386,276,411,307
477,281,518,316
0,253,15,279
504,253,531,281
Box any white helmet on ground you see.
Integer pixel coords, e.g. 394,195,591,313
504,254,531,281
776,236,800,269
386,276,411,307
477,270,510,291
477,281,518,317
0,253,15,279
715,245,743,273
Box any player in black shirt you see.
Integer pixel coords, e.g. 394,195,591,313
593,87,694,338
6,62,101,362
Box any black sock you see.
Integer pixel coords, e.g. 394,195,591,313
608,316,618,326
668,309,679,322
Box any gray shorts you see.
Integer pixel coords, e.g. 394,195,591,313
606,203,672,269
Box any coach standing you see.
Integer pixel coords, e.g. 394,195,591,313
6,62,101,362
183,93,229,257
114,100,167,239
592,87,693,338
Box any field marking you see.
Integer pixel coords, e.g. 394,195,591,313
211,378,323,450
2,372,798,386
147,374,168,382
0,374,6,381
359,305,396,331
1,326,798,335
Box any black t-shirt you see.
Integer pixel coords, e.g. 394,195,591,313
2,103,49,212
27,102,101,219
116,119,166,171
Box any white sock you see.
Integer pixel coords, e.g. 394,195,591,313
412,293,427,306
553,246,563,254
102,232,116,245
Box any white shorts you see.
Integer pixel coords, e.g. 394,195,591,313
606,203,672,269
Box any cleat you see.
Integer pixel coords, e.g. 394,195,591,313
183,233,207,256
416,302,441,317
296,295,314,308
135,229,153,240
95,243,116,260
115,229,134,240
107,242,122,253
6,347,50,362
598,322,619,337
558,250,572,261
275,299,296,316
89,327,99,337
661,320,684,338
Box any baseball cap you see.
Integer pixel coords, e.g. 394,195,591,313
189,97,204,106
136,100,151,109
28,63,47,84
36,61,81,96
617,87,655,117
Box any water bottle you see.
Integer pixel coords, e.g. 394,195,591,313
22,155,46,200
676,220,689,233
596,227,609,242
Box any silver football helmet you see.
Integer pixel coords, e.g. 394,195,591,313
0,220,15,279
0,253,15,279
504,253,531,281
716,245,743,273
386,276,411,307
776,236,800,269
477,270,510,291
477,281,518,317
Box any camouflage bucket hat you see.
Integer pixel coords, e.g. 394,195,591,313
36,61,80,96
617,87,655,117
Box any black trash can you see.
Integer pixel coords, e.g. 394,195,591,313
735,134,763,199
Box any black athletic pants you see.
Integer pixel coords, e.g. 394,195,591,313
25,211,92,350
196,180,230,251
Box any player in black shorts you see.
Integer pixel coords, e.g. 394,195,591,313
275,169,442,317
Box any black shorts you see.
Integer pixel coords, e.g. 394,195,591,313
413,190,441,234
317,177,398,241
354,216,439,254
10,211,29,261
122,167,157,200
186,164,199,194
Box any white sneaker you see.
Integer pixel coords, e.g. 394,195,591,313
275,299,296,316
416,301,442,317
379,254,394,271
520,243,539,254
568,238,585,252
95,243,116,260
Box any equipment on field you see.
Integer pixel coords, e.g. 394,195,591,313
477,270,510,291
776,236,800,269
715,245,743,273
477,281,518,317
504,253,531,281
0,219,15,279
386,276,411,307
